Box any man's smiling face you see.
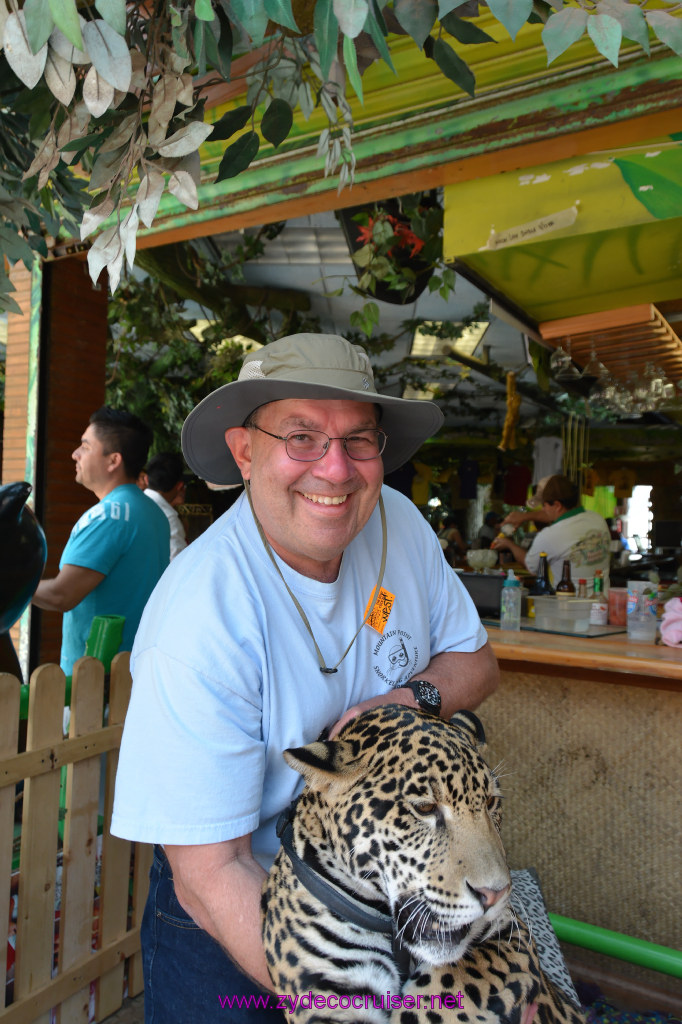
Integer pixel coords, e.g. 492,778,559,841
226,398,384,581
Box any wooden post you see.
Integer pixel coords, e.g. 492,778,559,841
58,659,105,1024
0,674,20,1011
94,654,133,1018
13,666,65,1024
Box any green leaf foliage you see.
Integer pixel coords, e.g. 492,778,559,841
216,130,260,181
487,0,533,41
95,0,126,36
587,13,622,67
542,6,587,64
0,77,88,314
229,0,268,46
194,18,208,77
438,0,475,15
394,0,438,48
350,301,380,337
23,0,54,55
47,0,83,50
334,0,369,39
202,6,232,75
215,4,233,76
195,0,215,22
426,36,475,97
645,11,682,58
263,0,299,34
441,12,495,45
210,105,252,141
598,0,649,56
261,98,293,147
343,33,364,103
314,0,339,80
364,3,396,73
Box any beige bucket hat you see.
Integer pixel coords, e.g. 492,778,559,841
181,333,444,485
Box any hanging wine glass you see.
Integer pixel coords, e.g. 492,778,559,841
629,371,651,415
593,370,613,408
580,341,610,384
644,362,664,404
612,377,634,416
590,371,616,412
549,339,571,376
553,336,581,381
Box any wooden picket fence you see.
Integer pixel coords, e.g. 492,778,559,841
1,653,151,1024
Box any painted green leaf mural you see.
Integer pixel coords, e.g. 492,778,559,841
614,147,682,220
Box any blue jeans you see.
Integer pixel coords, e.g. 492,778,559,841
142,846,284,1023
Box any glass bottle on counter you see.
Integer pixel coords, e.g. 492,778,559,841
556,560,576,597
577,578,588,598
589,570,608,625
500,569,522,631
529,552,555,596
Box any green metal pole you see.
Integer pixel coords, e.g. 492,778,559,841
549,913,682,979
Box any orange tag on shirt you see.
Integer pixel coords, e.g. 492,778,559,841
364,587,395,634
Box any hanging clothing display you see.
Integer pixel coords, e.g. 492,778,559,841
582,487,617,520
608,467,637,500
503,464,532,506
532,436,563,483
581,467,600,497
458,457,479,499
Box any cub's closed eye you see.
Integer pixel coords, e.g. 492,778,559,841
413,801,438,816
487,795,500,808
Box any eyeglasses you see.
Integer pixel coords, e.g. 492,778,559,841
249,424,387,462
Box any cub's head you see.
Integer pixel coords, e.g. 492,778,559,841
284,704,510,966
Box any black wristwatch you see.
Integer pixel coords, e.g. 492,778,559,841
399,680,442,717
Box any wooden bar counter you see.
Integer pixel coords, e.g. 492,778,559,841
491,626,682,688
478,625,681,954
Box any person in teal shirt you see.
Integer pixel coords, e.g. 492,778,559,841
33,406,170,674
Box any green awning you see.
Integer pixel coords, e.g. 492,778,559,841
444,135,682,324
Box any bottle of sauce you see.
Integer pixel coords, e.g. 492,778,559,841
589,570,608,626
556,560,576,597
577,579,588,598
526,551,555,619
529,552,555,596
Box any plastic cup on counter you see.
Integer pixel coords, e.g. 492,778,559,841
607,587,627,626
626,580,658,644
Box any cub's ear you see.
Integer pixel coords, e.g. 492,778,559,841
284,739,367,791
449,709,486,747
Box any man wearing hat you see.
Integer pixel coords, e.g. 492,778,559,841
112,334,498,1022
492,474,610,590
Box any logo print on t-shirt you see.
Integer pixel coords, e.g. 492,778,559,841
371,629,419,686
388,638,409,669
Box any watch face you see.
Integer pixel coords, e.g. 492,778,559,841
413,681,441,714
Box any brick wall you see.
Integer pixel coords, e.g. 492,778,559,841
2,264,34,668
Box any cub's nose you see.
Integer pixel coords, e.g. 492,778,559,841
468,881,510,909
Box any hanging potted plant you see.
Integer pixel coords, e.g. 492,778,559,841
336,191,447,305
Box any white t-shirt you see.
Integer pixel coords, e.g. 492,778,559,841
144,488,187,560
525,508,611,591
111,485,488,867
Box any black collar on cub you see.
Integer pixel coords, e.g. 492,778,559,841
275,799,412,984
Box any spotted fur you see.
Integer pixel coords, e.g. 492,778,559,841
261,704,586,1023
